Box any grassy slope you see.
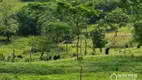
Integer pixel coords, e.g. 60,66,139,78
0,1,142,80
0,0,134,57
1,0,31,11
0,55,142,80
0,26,134,57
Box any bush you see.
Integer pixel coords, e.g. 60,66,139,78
0,54,5,61
78,56,83,61
131,54,134,58
91,51,96,55
25,58,31,62
72,53,76,57
0,76,12,80
59,47,65,51
35,0,51,2
22,50,30,54
21,0,35,1
6,56,11,62
21,0,51,2
24,58,39,62
40,56,52,61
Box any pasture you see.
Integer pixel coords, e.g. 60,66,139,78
0,0,142,80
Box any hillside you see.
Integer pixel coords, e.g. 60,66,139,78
0,0,142,80
0,26,134,57
1,0,32,10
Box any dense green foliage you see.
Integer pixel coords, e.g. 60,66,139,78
21,0,35,1
91,0,119,23
42,22,70,55
90,26,107,51
119,0,142,44
0,2,18,41
105,8,128,23
0,0,141,59
16,3,48,35
134,21,142,45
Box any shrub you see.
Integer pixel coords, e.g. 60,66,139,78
116,65,119,71
72,53,76,57
24,58,39,62
6,56,11,62
20,0,35,2
13,75,20,80
1,76,12,80
131,54,134,58
25,58,31,62
78,56,83,61
22,50,30,54
53,55,60,60
91,51,96,55
0,54,5,61
59,47,65,51
40,56,52,61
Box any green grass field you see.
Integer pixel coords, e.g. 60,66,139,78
0,25,141,80
0,55,142,80
1,0,32,11
0,0,142,80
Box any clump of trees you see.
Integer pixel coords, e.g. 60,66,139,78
16,3,48,36
42,22,70,56
90,26,107,52
119,0,142,46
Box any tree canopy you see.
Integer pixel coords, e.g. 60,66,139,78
0,2,18,42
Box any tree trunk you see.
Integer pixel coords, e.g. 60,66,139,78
7,34,10,41
11,49,16,62
93,48,96,52
57,37,60,56
30,40,34,61
76,22,79,60
84,26,88,56
80,66,83,80
40,51,44,59
66,39,68,53
80,36,82,55
84,38,87,55
113,31,117,45
76,35,79,59
113,36,116,45
115,30,118,36
30,51,32,60
5,32,10,45
100,48,102,52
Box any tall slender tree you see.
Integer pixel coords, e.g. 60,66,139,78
57,1,101,59
0,2,18,43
